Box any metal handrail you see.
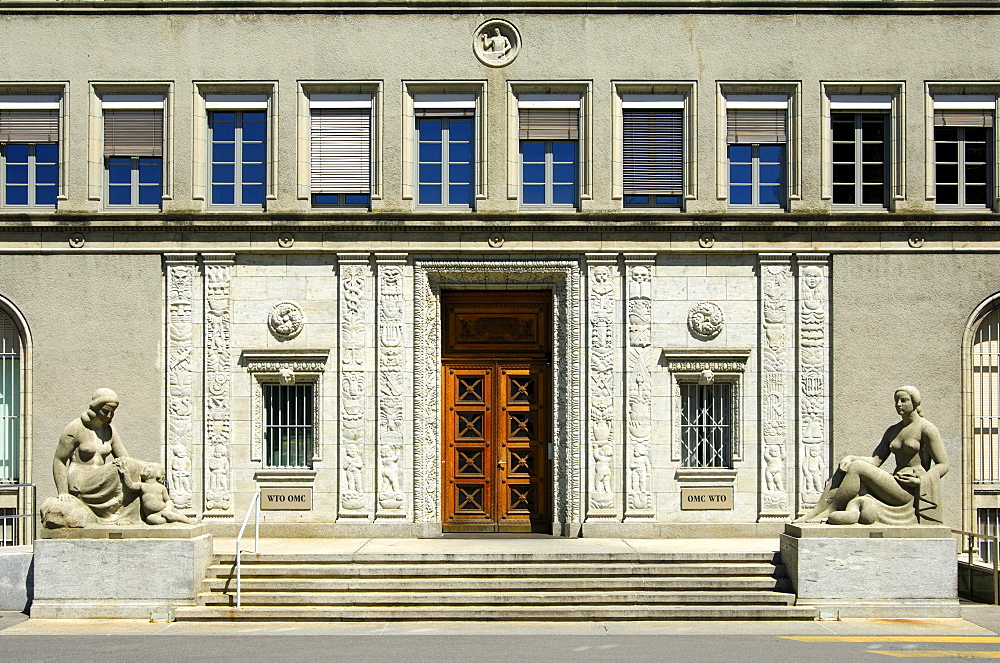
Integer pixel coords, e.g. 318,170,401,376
952,527,1000,605
235,491,261,609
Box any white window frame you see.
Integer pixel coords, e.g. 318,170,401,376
926,85,997,210
0,86,67,209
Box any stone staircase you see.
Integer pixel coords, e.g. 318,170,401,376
173,549,817,621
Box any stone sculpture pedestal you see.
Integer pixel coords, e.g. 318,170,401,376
31,525,212,619
780,523,959,618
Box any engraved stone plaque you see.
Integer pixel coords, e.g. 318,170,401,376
680,487,733,510
260,487,313,511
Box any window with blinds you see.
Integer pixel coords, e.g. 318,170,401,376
103,110,163,157
726,109,787,145
310,96,372,203
0,96,60,208
518,108,579,141
623,109,683,202
0,110,58,144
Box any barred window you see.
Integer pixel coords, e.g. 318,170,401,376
263,383,314,469
680,383,732,468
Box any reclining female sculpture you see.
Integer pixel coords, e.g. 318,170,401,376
797,386,948,526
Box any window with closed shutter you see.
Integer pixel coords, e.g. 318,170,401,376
0,110,58,144
623,109,683,196
518,108,579,141
310,108,371,194
103,110,163,157
726,109,786,145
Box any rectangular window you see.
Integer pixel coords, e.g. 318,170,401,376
726,98,787,209
622,95,683,208
832,113,889,207
103,97,164,209
680,382,732,469
310,94,372,208
935,106,993,208
205,94,268,209
415,95,475,208
263,383,315,469
519,96,579,209
0,96,60,209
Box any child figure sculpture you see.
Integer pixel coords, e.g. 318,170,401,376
122,462,200,525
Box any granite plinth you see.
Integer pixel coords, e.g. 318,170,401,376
0,545,33,611
31,527,212,619
40,524,206,539
780,523,959,618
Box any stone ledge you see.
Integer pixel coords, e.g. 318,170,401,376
39,524,206,539
785,523,952,539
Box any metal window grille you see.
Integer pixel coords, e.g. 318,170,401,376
0,310,20,483
681,383,732,468
974,308,1000,484
263,383,314,469
979,508,1000,562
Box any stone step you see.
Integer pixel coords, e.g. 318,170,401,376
213,552,779,565
205,562,785,579
174,604,819,621
203,576,792,592
199,590,797,607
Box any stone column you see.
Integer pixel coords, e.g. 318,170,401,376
375,253,408,519
202,253,235,517
585,253,621,521
759,253,794,519
164,254,201,514
796,254,831,514
623,254,655,519
338,253,374,520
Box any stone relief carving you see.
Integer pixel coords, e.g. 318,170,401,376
339,258,371,514
798,260,830,511
626,261,653,514
474,19,520,67
165,257,197,510
377,261,406,513
797,387,948,526
588,261,617,513
688,301,724,340
268,301,305,340
760,257,792,516
204,257,234,513
413,261,581,526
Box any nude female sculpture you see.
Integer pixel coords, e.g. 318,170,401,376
797,386,948,525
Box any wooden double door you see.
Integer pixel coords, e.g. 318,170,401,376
442,291,551,533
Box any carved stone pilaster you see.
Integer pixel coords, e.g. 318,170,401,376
202,253,235,516
586,254,619,519
759,254,794,519
797,254,831,513
164,254,199,512
624,255,654,518
376,254,407,518
338,254,373,518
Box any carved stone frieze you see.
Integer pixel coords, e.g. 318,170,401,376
165,255,198,511
339,255,372,516
688,302,724,340
797,256,831,512
625,258,654,516
759,255,793,517
587,257,618,516
203,255,235,514
377,258,406,515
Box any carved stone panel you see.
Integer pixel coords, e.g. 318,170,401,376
797,255,831,513
376,255,407,517
165,254,199,512
586,255,619,519
759,254,793,518
624,256,654,517
203,254,235,515
339,254,373,517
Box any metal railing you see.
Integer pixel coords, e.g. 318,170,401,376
234,490,261,609
0,482,35,547
953,528,1000,605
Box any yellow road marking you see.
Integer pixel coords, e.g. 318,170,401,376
868,651,1000,658
782,637,1000,644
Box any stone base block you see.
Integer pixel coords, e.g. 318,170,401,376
31,529,212,619
780,523,959,618
0,545,33,612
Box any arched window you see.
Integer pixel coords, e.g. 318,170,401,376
0,308,22,482
973,308,1000,486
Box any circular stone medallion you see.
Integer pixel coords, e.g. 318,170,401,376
687,302,724,340
474,19,521,67
268,301,306,340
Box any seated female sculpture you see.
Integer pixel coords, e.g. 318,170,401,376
798,386,948,526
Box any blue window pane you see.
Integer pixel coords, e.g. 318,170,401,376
523,184,545,205
552,163,576,184
5,144,28,163
448,141,473,163
759,145,784,163
552,184,576,205
448,163,471,184
212,163,235,184
212,142,235,163
138,184,161,206
552,141,576,161
35,164,58,185
418,142,442,163
35,143,58,163
758,185,782,206
5,164,27,185
417,119,442,141
313,194,339,205
138,159,162,185
656,196,681,205
729,164,752,185
728,145,752,163
108,158,132,184
419,184,442,205
241,113,267,140
522,164,545,184
210,114,236,141
242,184,265,205
344,194,369,205
212,184,234,205
242,142,266,164
418,163,441,184
242,163,266,185
730,185,752,205
449,119,473,141
758,164,783,186
625,195,650,205
5,186,27,206
449,184,471,205
521,141,545,162
108,185,132,206
35,185,57,206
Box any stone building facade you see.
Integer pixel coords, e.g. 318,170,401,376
0,2,998,538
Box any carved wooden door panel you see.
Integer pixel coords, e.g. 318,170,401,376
443,365,495,527
497,364,549,531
